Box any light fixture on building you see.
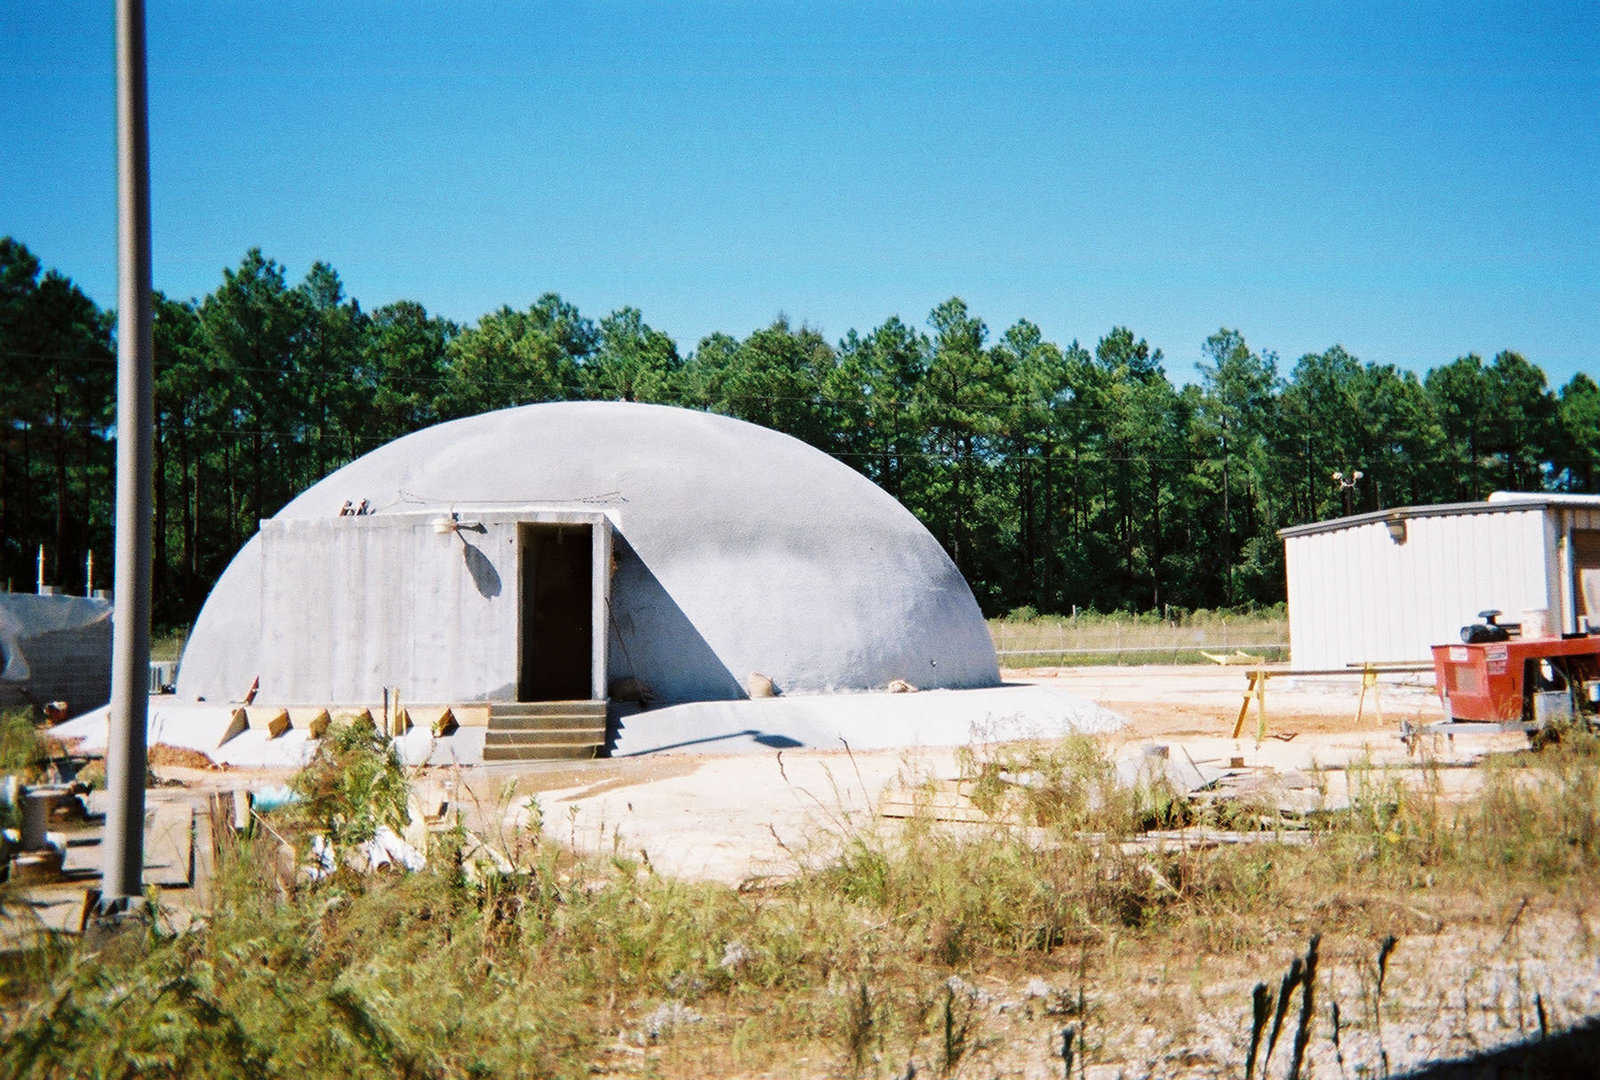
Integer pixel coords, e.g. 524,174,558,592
1384,514,1407,544
434,513,484,536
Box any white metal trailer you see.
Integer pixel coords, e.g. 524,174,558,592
1279,492,1600,670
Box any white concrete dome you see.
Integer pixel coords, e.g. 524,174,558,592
178,402,999,705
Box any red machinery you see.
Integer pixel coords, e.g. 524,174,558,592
1409,610,1600,746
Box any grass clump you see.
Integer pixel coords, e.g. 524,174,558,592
0,707,55,781
1311,732,1600,890
286,712,410,850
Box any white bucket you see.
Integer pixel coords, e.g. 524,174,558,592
1521,608,1551,638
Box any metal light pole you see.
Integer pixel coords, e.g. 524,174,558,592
101,0,154,910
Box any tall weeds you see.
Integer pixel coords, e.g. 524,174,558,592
4,730,1599,1077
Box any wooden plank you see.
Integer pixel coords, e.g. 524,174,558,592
145,802,195,889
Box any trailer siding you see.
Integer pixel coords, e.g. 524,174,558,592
1283,502,1561,670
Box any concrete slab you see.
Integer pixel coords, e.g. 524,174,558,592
490,667,1512,887
514,746,966,884
609,683,1126,755
144,802,195,889
1,787,206,949
52,684,1123,767
51,697,487,769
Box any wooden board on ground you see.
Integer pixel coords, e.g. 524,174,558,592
0,793,203,948
878,777,1006,824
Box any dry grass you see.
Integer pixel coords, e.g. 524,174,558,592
3,731,1599,1077
150,627,188,663
990,607,1288,666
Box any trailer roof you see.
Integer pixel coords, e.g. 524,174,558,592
1277,492,1600,540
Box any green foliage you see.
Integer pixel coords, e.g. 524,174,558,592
583,306,682,403
286,714,409,849
436,295,594,417
1556,373,1600,491
3,235,1591,626
0,237,114,596
0,706,53,782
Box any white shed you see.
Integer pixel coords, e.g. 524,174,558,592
1279,492,1600,669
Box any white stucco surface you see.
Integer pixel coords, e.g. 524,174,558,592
177,403,999,712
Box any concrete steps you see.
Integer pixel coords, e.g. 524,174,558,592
483,700,607,762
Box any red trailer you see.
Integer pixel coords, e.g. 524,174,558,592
1406,610,1600,747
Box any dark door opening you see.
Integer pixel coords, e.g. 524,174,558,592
518,523,593,701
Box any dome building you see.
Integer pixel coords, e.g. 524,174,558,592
176,402,1000,755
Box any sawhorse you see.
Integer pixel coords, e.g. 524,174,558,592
1230,664,1414,743
1232,669,1269,742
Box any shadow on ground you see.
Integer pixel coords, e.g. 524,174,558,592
1399,1014,1600,1078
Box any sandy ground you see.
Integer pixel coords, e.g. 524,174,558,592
461,666,1495,885
462,665,1580,1079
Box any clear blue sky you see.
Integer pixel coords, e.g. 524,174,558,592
3,1,1596,385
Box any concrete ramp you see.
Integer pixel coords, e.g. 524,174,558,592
609,684,1126,756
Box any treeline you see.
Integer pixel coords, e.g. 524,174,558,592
3,237,1597,625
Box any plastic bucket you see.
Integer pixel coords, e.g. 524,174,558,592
1521,608,1551,638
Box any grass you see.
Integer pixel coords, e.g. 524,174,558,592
0,706,58,831
150,627,189,663
145,613,1291,669
990,606,1288,666
0,707,57,781
3,730,1599,1077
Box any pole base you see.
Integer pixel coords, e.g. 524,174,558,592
79,888,150,946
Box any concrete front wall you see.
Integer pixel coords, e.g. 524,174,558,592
1285,508,1551,669
258,517,520,703
178,402,999,706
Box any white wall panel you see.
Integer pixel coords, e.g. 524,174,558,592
1285,507,1556,668
259,515,524,704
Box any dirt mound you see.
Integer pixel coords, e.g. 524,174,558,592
148,743,219,770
